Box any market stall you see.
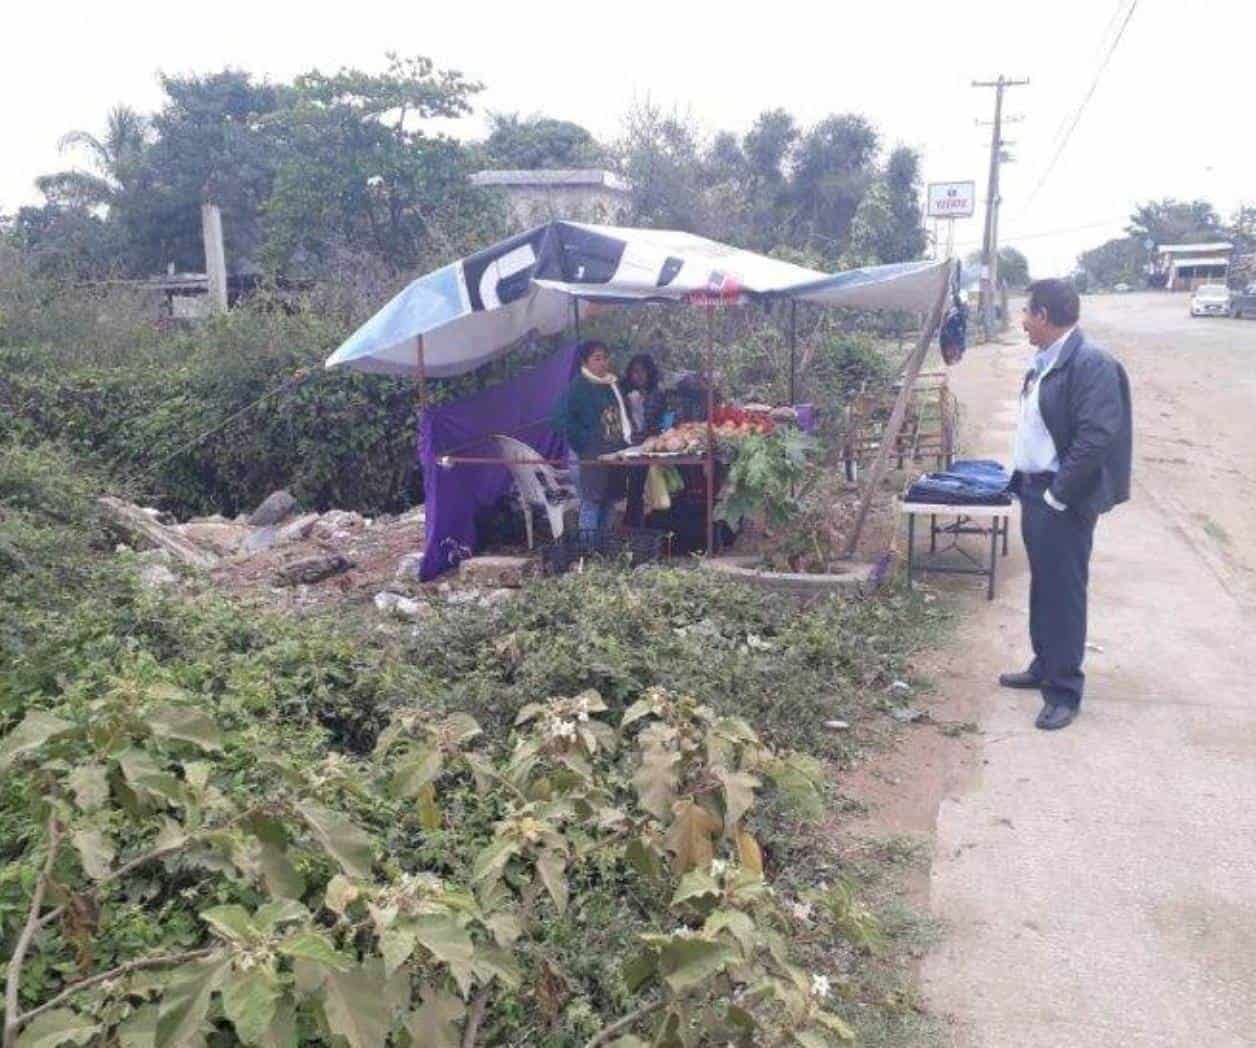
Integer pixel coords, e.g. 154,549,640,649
325,221,958,578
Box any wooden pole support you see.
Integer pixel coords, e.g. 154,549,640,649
705,302,716,556
843,265,953,559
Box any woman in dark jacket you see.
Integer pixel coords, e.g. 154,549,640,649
622,353,666,526
552,340,632,530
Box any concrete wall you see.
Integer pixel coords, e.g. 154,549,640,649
491,185,633,231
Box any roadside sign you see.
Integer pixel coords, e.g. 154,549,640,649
927,181,977,219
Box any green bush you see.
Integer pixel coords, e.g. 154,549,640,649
0,302,429,517
0,439,946,1045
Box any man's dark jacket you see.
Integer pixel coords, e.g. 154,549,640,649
1011,328,1132,518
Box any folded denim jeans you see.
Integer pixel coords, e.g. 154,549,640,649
905,459,1012,506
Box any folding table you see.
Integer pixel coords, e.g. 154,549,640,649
899,500,1015,600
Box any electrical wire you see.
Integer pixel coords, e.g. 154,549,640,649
1043,0,1132,153
1024,0,1142,209
952,215,1130,251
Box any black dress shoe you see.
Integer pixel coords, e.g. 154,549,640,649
1035,704,1078,731
998,670,1042,690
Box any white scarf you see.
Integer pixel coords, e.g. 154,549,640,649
582,366,634,444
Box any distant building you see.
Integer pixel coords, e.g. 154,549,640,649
1155,242,1233,291
470,169,632,230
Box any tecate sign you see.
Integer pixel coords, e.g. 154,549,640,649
927,182,976,219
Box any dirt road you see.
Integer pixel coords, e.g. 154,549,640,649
918,292,1256,1047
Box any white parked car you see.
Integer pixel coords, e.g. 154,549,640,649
1113,282,1132,293
1190,284,1231,317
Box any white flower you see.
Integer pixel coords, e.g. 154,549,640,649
810,973,831,999
545,717,577,740
366,174,384,188
573,695,591,722
710,859,728,877
791,900,813,922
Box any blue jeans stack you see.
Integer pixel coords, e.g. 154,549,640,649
905,459,1012,506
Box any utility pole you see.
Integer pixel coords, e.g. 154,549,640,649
973,77,1028,335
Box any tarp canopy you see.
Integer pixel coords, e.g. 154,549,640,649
325,221,955,378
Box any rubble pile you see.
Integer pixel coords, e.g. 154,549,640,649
103,489,534,616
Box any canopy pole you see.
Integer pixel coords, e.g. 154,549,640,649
573,297,581,343
705,302,716,557
415,334,430,409
788,300,798,404
843,267,952,560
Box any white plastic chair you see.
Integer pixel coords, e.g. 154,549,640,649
489,434,578,549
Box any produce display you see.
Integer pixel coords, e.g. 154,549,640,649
624,405,778,456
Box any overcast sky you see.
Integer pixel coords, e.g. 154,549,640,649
4,0,1251,275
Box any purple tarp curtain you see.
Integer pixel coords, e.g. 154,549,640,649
418,343,578,580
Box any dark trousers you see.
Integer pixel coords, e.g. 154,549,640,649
625,466,647,527
1021,477,1096,709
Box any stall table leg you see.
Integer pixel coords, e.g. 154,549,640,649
907,513,916,590
901,507,1012,601
988,518,999,600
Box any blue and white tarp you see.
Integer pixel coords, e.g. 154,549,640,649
326,221,954,378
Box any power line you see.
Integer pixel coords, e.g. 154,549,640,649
1044,0,1131,153
1024,0,1142,209
953,215,1130,251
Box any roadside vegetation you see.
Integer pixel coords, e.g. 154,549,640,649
1,438,948,1046
1,49,953,1046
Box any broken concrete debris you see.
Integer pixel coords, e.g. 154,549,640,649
248,489,299,527
275,553,353,586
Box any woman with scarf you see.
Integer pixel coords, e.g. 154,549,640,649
553,340,632,531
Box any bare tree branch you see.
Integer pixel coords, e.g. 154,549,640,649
584,999,666,1048
14,950,217,1032
36,803,266,932
460,984,493,1048
4,815,63,1048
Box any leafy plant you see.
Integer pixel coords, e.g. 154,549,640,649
0,681,857,1047
715,429,818,533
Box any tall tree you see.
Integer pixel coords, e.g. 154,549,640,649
740,109,797,250
261,54,495,273
616,100,708,231
997,245,1031,289
705,131,746,184
1228,204,1256,254
786,114,880,259
1125,199,1222,246
742,108,797,185
35,105,150,212
881,146,927,263
965,245,1033,289
134,69,282,273
483,113,603,169
1075,237,1145,289
7,203,124,279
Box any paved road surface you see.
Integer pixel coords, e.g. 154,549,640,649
919,292,1256,1047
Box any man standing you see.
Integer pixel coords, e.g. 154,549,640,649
1000,279,1132,730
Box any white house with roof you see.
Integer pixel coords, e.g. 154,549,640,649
470,169,632,230
1155,242,1233,291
